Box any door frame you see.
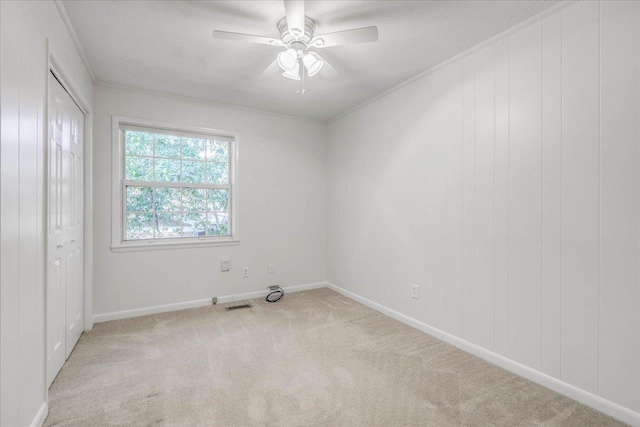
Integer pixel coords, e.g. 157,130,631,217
44,39,94,394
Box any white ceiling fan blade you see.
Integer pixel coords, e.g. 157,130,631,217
212,30,285,47
283,0,305,38
314,53,341,81
310,26,378,48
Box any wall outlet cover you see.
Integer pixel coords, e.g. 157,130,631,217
411,284,419,300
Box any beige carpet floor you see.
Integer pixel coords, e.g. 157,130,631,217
46,288,626,426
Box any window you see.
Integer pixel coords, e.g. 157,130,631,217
111,116,238,251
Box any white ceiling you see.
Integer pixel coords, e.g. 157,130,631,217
63,0,559,122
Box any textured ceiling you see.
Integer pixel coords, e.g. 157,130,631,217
63,0,559,121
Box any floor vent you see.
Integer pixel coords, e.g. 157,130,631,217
225,303,252,311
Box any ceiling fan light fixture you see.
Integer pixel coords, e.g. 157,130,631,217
303,53,323,77
277,49,297,71
282,63,301,80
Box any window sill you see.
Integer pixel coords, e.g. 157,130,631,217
111,238,240,252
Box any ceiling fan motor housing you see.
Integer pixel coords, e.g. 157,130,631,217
277,16,316,48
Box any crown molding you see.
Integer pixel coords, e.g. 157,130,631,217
54,0,97,83
53,0,578,126
95,81,326,125
326,0,578,124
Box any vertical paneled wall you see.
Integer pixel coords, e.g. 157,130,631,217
598,0,640,410
561,0,601,395
1,1,94,425
327,0,640,413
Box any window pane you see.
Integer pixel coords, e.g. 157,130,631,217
125,156,153,181
126,186,152,212
182,137,205,160
182,212,207,237
154,187,181,212
206,161,229,184
155,158,181,182
206,212,229,236
182,188,206,212
207,189,229,211
155,213,182,239
126,213,153,240
206,140,229,162
182,160,205,184
125,131,153,156
155,134,180,158
120,125,234,243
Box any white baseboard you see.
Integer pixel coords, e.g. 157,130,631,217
93,298,213,323
92,282,326,324
282,281,327,293
30,402,48,427
325,282,640,427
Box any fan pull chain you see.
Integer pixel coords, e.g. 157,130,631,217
297,57,305,94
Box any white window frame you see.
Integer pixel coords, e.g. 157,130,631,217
111,115,240,252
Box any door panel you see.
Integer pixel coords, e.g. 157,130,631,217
47,254,66,387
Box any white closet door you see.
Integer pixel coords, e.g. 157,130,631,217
66,94,84,358
47,73,69,387
47,72,84,387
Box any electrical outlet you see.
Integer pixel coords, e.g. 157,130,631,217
268,264,274,274
411,284,419,300
242,267,249,278
221,259,230,272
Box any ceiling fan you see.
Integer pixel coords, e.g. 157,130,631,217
212,0,378,91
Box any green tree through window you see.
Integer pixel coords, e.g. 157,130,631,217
123,129,231,241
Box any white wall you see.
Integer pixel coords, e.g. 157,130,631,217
0,1,94,426
327,0,640,416
92,85,327,318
